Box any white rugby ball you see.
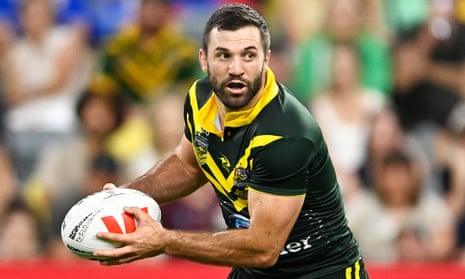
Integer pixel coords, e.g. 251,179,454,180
61,188,161,260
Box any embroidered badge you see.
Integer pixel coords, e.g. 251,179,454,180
194,129,209,165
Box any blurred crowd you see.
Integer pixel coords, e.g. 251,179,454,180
0,0,464,265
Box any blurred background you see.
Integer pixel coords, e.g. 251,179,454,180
0,0,464,273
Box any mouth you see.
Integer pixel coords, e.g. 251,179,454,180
226,81,247,92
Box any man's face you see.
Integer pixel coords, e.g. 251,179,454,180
199,26,270,111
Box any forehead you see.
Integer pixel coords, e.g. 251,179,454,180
208,26,263,52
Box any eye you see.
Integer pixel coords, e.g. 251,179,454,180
217,52,230,60
244,52,256,61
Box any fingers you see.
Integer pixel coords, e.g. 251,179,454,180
99,254,140,266
103,183,117,190
96,231,126,242
95,207,150,243
93,241,135,259
123,206,150,221
94,207,161,265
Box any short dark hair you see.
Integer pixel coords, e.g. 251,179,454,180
202,3,271,54
76,91,126,131
380,149,413,170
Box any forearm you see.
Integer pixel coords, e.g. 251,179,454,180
163,229,278,268
95,186,302,267
125,153,207,204
161,186,302,268
427,62,465,96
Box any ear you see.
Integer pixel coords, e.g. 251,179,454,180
199,49,208,73
264,49,271,67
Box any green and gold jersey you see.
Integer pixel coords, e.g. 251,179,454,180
184,69,361,278
97,25,200,103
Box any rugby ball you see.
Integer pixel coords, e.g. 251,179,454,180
60,188,161,260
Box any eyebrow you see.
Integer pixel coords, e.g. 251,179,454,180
213,46,258,52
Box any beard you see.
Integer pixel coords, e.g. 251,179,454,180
208,66,264,110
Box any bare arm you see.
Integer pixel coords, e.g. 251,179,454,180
122,136,208,204
34,31,86,97
3,54,24,107
426,62,465,98
95,189,305,267
4,30,87,106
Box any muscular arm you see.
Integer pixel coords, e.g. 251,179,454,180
163,191,304,267
124,136,208,204
95,189,305,267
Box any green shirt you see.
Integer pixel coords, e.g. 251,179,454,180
290,32,392,105
184,69,361,277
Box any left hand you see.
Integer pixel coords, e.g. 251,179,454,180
94,206,166,265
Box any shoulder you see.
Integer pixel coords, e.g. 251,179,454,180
186,77,213,109
103,25,139,54
258,83,323,142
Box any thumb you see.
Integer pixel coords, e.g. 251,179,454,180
103,183,117,190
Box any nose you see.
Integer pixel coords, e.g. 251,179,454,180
228,57,244,76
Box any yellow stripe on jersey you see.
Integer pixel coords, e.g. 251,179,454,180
239,134,282,171
227,134,282,211
345,266,352,279
345,260,361,279
199,135,283,212
187,80,201,133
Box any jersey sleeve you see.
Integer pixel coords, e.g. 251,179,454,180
248,137,316,196
183,82,196,143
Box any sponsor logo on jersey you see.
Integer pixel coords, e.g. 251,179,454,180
280,234,313,256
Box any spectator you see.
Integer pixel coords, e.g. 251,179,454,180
125,93,185,180
0,198,42,261
46,151,122,261
93,0,200,104
161,184,223,232
347,149,455,262
3,0,92,182
22,90,126,236
0,19,16,221
434,131,465,260
309,43,385,201
126,93,222,232
266,0,327,46
392,0,465,136
357,107,434,192
290,0,392,105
